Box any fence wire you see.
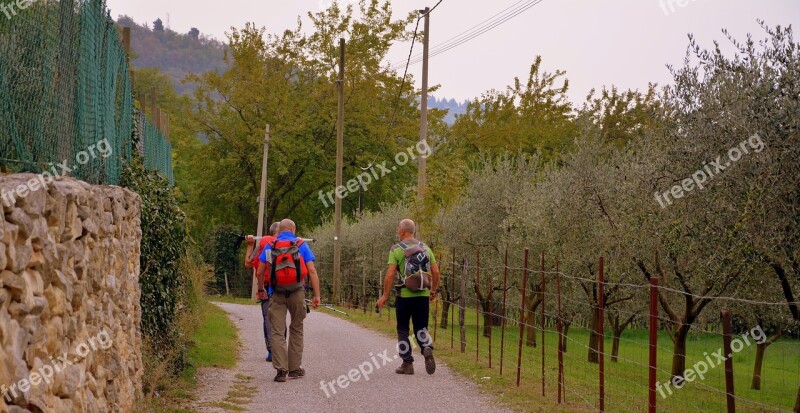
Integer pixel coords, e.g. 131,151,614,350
311,247,799,413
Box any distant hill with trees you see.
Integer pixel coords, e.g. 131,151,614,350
428,96,468,124
115,15,228,95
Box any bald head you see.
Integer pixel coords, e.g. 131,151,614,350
279,219,296,234
398,219,416,237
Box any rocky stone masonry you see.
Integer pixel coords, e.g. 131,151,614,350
0,174,143,413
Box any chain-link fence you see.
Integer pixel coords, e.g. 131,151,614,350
0,0,173,185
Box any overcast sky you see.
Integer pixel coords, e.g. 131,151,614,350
106,0,799,104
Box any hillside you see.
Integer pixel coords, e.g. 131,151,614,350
429,95,468,124
115,15,228,95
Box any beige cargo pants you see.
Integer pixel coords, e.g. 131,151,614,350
268,288,306,372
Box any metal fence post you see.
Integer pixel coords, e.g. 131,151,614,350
721,309,736,413
517,248,529,387
541,251,546,397
501,249,509,376
599,256,605,412
648,276,659,413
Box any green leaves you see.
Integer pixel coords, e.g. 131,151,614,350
121,159,188,364
183,1,429,235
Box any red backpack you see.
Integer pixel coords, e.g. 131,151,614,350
268,238,308,292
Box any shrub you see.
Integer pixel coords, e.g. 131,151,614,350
120,160,188,365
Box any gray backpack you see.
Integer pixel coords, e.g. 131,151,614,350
393,240,432,292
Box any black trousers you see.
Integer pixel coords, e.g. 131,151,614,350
396,296,433,362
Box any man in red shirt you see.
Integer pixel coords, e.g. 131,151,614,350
244,222,280,361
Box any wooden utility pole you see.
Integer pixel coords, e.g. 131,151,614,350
417,7,430,201
333,38,345,304
150,88,160,131
251,124,270,300
122,27,134,88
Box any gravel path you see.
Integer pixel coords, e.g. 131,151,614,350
202,302,512,413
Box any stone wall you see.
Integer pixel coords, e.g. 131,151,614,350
0,174,142,413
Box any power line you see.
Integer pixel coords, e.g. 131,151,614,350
392,0,546,70
408,0,529,63
361,13,423,169
425,0,444,14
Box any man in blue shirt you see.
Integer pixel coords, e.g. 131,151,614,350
256,219,321,382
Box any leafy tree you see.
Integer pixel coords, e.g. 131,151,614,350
186,1,435,237
153,18,164,32
451,56,577,161
577,84,663,147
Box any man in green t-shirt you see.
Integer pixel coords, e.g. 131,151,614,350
376,219,440,375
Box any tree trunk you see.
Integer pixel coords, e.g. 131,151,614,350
751,331,782,390
751,342,767,390
459,261,467,353
525,306,537,347
610,313,634,362
671,324,691,378
588,307,600,363
562,322,570,352
440,300,450,329
482,309,493,338
793,385,800,413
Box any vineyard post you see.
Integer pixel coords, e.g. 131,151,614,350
721,309,736,413
599,256,605,412
517,248,529,387
500,249,509,375
648,276,659,413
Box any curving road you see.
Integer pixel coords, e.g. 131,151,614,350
201,302,512,413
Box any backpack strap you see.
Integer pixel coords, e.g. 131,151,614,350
269,239,279,288
291,239,303,283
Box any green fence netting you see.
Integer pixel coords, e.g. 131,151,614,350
0,0,173,185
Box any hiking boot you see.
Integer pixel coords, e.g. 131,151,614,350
288,368,306,379
395,362,414,375
423,347,436,375
266,351,272,362
274,370,288,382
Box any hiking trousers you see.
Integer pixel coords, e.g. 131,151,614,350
396,296,433,362
268,289,306,372
260,299,271,352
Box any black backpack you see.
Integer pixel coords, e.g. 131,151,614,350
393,240,432,292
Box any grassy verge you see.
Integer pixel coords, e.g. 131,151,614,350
136,255,243,412
208,294,260,306
324,303,799,412
189,300,240,368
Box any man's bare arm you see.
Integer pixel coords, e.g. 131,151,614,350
384,264,397,297
256,261,267,291
431,262,440,292
376,264,397,308
244,235,255,268
306,261,321,307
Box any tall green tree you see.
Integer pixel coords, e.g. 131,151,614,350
451,56,577,160
185,1,437,235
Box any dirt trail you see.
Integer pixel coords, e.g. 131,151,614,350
195,302,512,413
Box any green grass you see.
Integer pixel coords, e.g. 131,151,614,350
326,303,800,412
207,294,260,306
136,296,242,413
189,300,240,368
